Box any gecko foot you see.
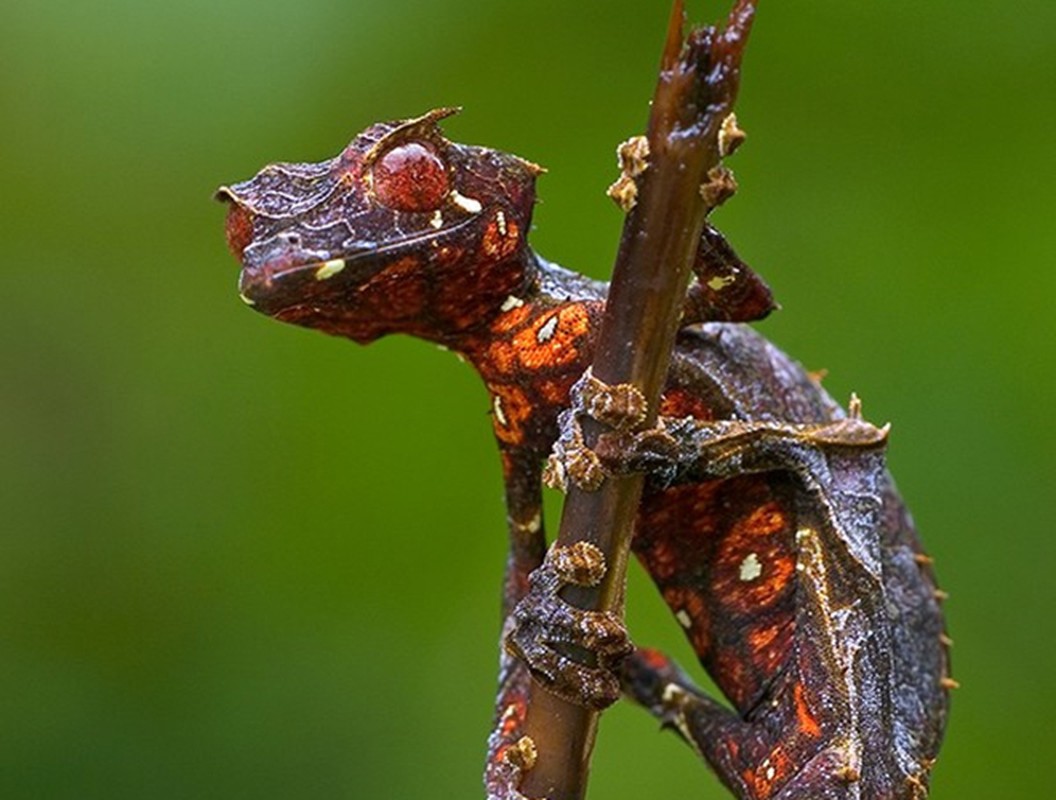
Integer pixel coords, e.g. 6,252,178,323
570,367,647,431
504,542,633,709
543,368,677,491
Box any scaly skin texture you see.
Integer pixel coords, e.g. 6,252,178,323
217,110,950,800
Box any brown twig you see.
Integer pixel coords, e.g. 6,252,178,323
517,2,757,798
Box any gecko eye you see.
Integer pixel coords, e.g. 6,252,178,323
372,142,450,213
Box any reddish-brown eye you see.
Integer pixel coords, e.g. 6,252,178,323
372,142,449,212
225,203,254,258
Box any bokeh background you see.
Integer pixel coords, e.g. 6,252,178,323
3,1,1053,797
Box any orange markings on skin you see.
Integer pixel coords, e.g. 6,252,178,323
486,343,517,375
741,769,762,799
636,478,799,712
473,303,597,449
637,648,670,671
735,552,795,610
741,502,791,538
491,305,531,335
636,481,723,585
749,620,793,676
639,537,680,582
662,585,712,655
482,216,521,259
480,303,590,382
746,745,795,800
713,500,795,613
747,621,782,653
726,736,740,761
491,385,534,446
499,699,527,738
745,619,793,678
794,682,822,739
511,304,590,371
741,769,757,797
638,480,723,551
538,377,574,405
689,626,712,663
658,388,717,421
505,218,520,242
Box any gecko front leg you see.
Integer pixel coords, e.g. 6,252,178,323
681,223,777,325
506,370,643,709
484,452,547,800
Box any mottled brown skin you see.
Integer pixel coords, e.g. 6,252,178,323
218,110,949,800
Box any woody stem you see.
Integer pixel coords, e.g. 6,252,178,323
517,2,757,798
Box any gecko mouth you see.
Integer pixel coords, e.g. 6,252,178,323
235,214,482,312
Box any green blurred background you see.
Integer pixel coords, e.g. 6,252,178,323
2,1,1052,797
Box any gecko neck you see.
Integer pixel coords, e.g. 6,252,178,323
450,251,608,455
400,247,536,350
450,250,607,363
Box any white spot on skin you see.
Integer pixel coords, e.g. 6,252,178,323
500,295,525,312
536,315,559,343
516,512,541,534
739,553,762,582
660,684,705,760
676,609,692,629
451,190,482,214
493,395,508,427
430,210,444,229
496,210,507,236
314,258,346,281
766,765,776,781
706,273,737,291
499,704,517,726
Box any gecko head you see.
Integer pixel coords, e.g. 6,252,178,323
216,108,544,344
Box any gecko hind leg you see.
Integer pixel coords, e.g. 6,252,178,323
622,648,865,800
622,647,754,757
622,647,788,799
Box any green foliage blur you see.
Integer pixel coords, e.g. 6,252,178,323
2,1,1052,797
